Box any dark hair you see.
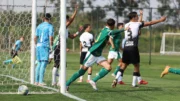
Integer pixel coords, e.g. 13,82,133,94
66,15,69,20
128,12,137,20
117,23,124,28
107,18,115,26
44,13,51,20
83,24,90,30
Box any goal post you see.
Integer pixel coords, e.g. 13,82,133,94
160,32,180,55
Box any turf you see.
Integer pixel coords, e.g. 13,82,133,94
1,52,180,101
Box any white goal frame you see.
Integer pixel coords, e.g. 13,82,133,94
160,32,180,55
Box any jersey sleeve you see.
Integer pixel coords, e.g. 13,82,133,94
35,26,39,36
15,40,20,45
49,25,54,37
139,21,144,28
110,29,125,38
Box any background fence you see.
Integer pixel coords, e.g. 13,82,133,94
0,0,180,53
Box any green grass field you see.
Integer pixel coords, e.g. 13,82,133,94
1,53,180,101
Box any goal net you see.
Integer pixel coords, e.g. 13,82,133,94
160,33,180,55
0,4,59,94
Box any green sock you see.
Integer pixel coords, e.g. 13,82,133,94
92,68,110,82
113,66,120,75
66,68,86,86
169,68,180,75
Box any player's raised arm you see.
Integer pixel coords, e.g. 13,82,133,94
138,10,143,22
66,5,78,28
144,16,166,27
68,25,83,39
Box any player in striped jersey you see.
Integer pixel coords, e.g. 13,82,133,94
77,24,94,83
112,11,166,88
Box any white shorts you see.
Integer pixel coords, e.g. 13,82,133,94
49,51,54,59
108,51,122,60
83,52,106,67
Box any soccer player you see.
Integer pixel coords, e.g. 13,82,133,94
77,24,94,83
66,18,126,91
34,13,54,86
161,66,180,77
112,11,166,88
3,36,24,65
108,23,125,85
52,5,80,86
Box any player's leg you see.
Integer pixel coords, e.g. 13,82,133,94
66,52,95,88
3,59,13,64
35,47,41,85
87,67,92,83
113,52,122,77
52,45,60,85
89,58,111,90
107,51,115,77
78,52,87,82
35,61,41,85
161,65,180,77
117,59,125,85
39,46,49,86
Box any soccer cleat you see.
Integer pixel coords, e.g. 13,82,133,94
77,79,83,83
118,81,125,85
111,73,115,77
132,85,139,88
89,80,98,91
138,80,148,85
160,66,170,78
111,79,118,88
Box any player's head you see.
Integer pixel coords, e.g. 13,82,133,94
83,24,91,32
20,36,24,42
128,12,138,21
117,23,124,29
106,18,115,30
43,13,52,21
66,15,70,22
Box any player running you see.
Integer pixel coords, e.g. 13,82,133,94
108,23,125,85
77,24,94,83
66,18,127,91
112,11,166,88
51,5,81,86
3,36,24,67
34,13,54,86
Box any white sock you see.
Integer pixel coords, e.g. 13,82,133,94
137,76,142,83
52,67,57,84
87,75,91,80
117,76,122,82
115,71,121,80
132,76,137,87
79,76,83,80
58,69,61,84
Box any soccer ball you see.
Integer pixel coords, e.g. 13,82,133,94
18,85,29,95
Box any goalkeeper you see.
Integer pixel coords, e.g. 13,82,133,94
34,13,54,86
3,37,24,65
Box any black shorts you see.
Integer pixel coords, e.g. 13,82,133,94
80,52,87,64
54,45,60,67
11,50,18,58
122,47,140,64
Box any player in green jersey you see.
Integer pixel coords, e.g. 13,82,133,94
107,23,125,84
66,18,126,91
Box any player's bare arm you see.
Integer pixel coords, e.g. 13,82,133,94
138,10,143,22
66,5,78,28
144,16,166,27
109,37,115,49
